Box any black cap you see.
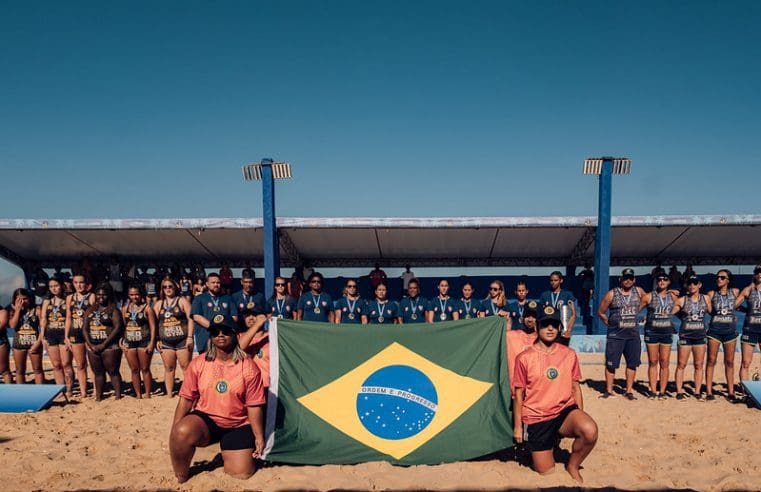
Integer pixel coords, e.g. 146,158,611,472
523,300,539,318
686,275,701,285
538,306,561,326
207,314,238,333
754,265,761,275
621,268,635,278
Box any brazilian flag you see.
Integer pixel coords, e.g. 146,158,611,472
262,316,513,465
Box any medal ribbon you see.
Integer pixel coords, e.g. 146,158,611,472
439,297,448,316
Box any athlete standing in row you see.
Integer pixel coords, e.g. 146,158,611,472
399,279,427,324
297,272,333,323
0,307,9,383
479,280,510,323
457,282,479,320
705,270,740,401
507,281,531,330
363,283,399,324
192,273,234,352
83,284,124,401
231,271,267,330
641,273,677,399
269,276,298,320
736,265,761,387
156,278,194,396
8,288,44,384
597,269,646,400
540,271,577,345
64,274,93,398
334,278,363,324
427,279,458,323
40,277,68,387
121,285,156,399
673,276,711,400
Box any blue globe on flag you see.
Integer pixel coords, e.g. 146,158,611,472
356,365,438,440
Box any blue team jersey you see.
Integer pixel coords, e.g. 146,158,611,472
334,296,365,324
268,296,298,319
427,297,457,322
479,299,507,317
231,291,268,316
457,298,479,319
365,300,399,324
297,292,333,322
399,296,427,323
507,300,533,330
191,292,234,351
539,290,576,310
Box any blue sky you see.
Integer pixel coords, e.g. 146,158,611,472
1,1,760,297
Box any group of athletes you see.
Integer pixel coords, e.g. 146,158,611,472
2,264,760,482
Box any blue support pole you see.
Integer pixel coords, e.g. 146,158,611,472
261,159,280,299
592,158,613,335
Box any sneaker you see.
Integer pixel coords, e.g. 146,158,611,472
647,391,657,400
625,392,637,401
599,391,615,399
658,393,669,400
728,394,745,404
705,394,716,401
697,393,706,402
676,393,686,401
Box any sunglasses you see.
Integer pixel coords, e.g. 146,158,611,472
275,283,286,287
716,275,728,280
656,277,669,282
490,287,501,292
162,285,174,289
347,284,357,288
209,328,235,337
687,280,700,285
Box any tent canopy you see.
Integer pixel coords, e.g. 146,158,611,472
0,215,759,268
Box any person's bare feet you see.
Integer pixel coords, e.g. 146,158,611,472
175,473,189,484
566,464,584,483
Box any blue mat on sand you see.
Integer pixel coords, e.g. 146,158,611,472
0,384,66,413
742,381,761,409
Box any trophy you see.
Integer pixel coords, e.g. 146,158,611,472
560,304,573,336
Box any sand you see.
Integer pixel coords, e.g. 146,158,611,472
1,353,760,491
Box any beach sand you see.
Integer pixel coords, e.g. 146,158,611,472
1,353,760,491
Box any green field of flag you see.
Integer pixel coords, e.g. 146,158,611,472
262,316,513,465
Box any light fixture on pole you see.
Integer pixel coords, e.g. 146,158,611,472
583,156,632,335
242,158,292,297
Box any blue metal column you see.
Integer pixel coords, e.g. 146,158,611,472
592,158,613,335
261,159,280,298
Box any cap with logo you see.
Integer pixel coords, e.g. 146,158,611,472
523,300,539,318
538,306,561,326
621,268,635,279
207,314,238,333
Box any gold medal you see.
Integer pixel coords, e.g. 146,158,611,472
439,313,447,321
247,302,255,309
378,316,385,323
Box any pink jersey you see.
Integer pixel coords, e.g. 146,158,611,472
179,355,266,428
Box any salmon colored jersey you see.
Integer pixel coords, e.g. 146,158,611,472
506,330,537,390
513,343,581,424
239,331,270,388
179,355,266,428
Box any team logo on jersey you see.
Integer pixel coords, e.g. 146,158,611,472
544,306,555,315
215,380,229,394
213,314,224,324
546,367,559,380
528,301,538,309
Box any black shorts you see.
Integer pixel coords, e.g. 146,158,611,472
125,339,150,349
706,331,737,345
45,330,67,346
605,336,641,370
68,328,85,345
741,331,761,345
525,404,579,452
191,410,254,451
644,332,673,345
0,336,8,347
161,338,188,350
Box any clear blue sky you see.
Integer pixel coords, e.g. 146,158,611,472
1,0,759,220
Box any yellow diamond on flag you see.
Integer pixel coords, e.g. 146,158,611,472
297,342,493,460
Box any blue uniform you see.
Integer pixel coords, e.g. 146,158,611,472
191,292,234,352
399,296,427,324
334,296,365,324
507,300,532,330
479,299,507,317
679,295,708,345
297,292,333,322
741,287,761,344
457,298,479,320
644,291,675,345
539,290,576,311
365,300,399,324
428,296,457,322
708,291,738,343
269,296,298,319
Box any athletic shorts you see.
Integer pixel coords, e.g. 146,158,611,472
125,339,150,349
68,328,85,345
161,338,188,350
644,332,673,345
0,336,8,347
706,331,738,345
525,404,579,452
605,337,641,370
678,336,706,346
741,332,761,345
191,410,254,451
45,330,67,346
